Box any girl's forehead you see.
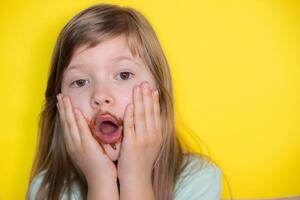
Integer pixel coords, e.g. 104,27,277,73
69,35,144,67
72,35,134,58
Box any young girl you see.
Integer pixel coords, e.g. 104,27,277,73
27,3,222,200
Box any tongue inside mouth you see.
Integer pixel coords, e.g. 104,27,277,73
99,121,118,135
90,116,123,145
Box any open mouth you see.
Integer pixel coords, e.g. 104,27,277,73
99,120,119,135
90,112,123,145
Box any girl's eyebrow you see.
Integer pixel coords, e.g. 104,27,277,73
65,64,84,73
66,56,140,73
112,55,141,67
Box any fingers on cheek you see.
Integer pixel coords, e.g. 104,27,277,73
56,95,93,156
134,86,146,135
142,83,155,133
63,97,75,128
57,95,74,154
63,98,71,128
134,86,143,116
56,95,70,138
153,90,162,133
61,96,82,149
73,108,102,152
124,103,134,140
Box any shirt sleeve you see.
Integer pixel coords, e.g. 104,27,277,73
28,171,46,200
28,170,83,200
174,156,222,200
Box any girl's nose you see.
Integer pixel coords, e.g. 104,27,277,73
91,92,114,109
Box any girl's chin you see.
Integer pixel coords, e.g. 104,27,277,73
102,141,121,161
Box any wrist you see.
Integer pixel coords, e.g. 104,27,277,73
88,180,119,200
119,175,154,200
87,177,117,188
119,173,152,185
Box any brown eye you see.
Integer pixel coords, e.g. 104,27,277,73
116,72,134,80
72,79,89,87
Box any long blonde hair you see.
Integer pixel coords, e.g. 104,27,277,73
27,3,217,200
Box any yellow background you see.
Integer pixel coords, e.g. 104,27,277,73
0,0,299,199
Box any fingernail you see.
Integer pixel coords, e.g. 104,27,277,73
142,81,149,88
63,95,68,100
135,86,141,93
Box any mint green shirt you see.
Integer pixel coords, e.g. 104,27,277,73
28,155,222,200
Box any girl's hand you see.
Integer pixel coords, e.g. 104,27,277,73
117,81,163,183
56,94,117,184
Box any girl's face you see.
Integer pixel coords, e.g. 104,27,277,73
61,34,156,161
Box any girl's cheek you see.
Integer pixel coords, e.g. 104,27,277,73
117,87,133,110
69,94,87,108
61,89,87,109
61,84,89,111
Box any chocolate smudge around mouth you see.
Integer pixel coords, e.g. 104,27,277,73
110,143,117,150
89,109,123,150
